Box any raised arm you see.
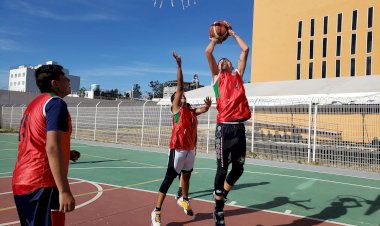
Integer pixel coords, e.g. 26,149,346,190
172,51,184,114
229,28,249,77
195,96,212,115
205,39,219,82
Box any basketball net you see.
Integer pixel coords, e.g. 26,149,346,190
153,0,197,10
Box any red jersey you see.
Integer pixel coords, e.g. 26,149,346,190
213,70,251,123
169,105,198,150
12,93,72,195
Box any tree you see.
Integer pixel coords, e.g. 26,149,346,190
132,84,142,99
79,87,87,97
148,80,163,99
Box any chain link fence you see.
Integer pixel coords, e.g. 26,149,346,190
1,95,379,172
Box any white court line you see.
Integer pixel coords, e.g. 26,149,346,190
0,191,12,195
285,210,292,214
71,166,380,190
79,179,354,226
0,177,103,226
0,149,16,152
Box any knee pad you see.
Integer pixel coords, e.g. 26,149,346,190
159,167,178,194
214,166,228,195
226,163,244,186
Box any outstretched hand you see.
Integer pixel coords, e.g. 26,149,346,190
172,51,181,66
204,96,212,107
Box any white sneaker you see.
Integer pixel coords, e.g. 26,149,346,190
177,197,194,216
151,209,161,226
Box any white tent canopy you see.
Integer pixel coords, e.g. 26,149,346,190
158,75,380,106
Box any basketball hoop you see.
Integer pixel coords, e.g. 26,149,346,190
153,0,197,10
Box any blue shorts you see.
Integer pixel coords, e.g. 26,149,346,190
14,187,63,226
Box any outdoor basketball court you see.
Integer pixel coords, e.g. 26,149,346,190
0,133,379,226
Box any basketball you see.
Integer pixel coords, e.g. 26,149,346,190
209,20,229,42
70,150,81,162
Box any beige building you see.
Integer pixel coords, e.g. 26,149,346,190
251,0,379,82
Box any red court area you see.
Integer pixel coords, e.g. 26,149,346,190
0,177,343,226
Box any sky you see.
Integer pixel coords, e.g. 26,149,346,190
0,0,254,95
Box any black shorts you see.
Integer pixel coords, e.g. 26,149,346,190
14,187,62,226
215,123,246,167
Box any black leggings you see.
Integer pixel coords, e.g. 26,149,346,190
214,123,246,196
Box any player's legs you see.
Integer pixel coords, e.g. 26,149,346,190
225,123,246,196
176,150,195,216
14,187,61,226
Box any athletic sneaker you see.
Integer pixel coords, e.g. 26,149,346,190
151,209,161,226
177,197,194,216
213,211,225,226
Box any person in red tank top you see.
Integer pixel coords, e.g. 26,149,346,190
206,21,251,226
12,64,75,226
151,52,212,226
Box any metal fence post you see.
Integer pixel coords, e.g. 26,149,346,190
312,104,318,162
158,104,163,146
307,100,312,163
94,102,100,141
75,102,81,139
251,101,256,153
206,107,211,154
141,100,149,146
10,105,14,128
115,101,122,143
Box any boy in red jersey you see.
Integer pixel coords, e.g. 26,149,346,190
206,21,251,226
12,64,75,225
151,52,211,226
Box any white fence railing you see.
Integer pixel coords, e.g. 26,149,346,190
1,97,379,172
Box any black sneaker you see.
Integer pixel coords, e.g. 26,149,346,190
213,211,225,226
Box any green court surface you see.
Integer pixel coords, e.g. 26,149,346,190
0,133,379,226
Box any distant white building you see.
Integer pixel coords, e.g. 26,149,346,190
8,61,80,93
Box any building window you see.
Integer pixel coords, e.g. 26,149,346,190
336,60,341,77
309,62,313,79
322,61,327,78
297,41,302,60
322,38,327,58
336,36,341,56
337,13,343,32
9,82,12,86
366,56,372,75
350,58,355,76
351,33,356,54
368,7,373,28
22,81,25,85
310,18,315,36
10,74,13,78
298,21,302,38
367,31,372,53
296,64,301,80
18,81,20,85
352,10,358,30
309,40,314,59
323,16,328,35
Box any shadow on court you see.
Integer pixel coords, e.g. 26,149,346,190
70,159,128,164
275,195,378,226
190,182,270,199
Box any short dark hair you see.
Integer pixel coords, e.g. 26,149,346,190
171,92,176,103
35,64,64,93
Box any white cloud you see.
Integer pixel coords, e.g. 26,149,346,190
5,0,118,21
0,39,21,51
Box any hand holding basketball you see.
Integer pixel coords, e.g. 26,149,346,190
70,150,81,162
209,20,230,43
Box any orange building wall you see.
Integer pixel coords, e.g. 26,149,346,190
251,0,379,82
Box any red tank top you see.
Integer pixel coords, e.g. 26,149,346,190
12,93,72,195
169,106,198,150
213,70,251,123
